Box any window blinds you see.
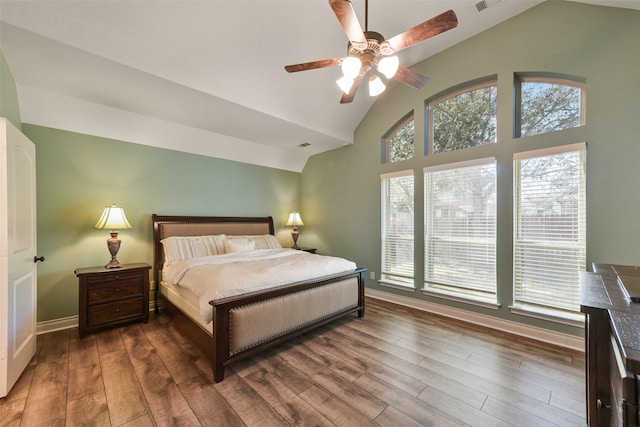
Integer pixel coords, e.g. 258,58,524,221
513,143,586,313
424,158,497,299
381,170,414,286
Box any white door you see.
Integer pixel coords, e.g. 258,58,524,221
0,118,37,398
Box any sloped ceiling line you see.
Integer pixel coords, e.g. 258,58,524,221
1,0,634,171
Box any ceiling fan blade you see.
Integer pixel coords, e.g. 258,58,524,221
340,74,363,104
385,9,458,53
393,65,430,89
329,0,368,50
285,58,341,73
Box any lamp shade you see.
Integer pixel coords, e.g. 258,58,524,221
286,212,304,227
369,75,386,96
378,55,399,79
336,75,355,95
94,205,132,230
341,56,361,79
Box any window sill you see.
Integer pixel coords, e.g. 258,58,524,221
379,280,416,292
509,304,585,328
421,288,500,310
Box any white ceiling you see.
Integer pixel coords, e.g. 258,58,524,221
1,0,637,172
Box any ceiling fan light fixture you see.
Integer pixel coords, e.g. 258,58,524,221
341,56,362,79
369,75,386,97
336,75,355,94
378,56,399,79
284,2,458,104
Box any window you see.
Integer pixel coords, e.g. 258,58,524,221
381,170,414,287
424,159,497,303
384,115,414,163
428,82,497,154
513,143,586,315
516,76,585,138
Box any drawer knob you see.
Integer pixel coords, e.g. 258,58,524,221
596,398,610,409
115,308,120,312
114,288,120,292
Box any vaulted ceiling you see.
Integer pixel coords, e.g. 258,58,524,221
1,0,636,172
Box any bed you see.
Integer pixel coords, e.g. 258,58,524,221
152,214,366,382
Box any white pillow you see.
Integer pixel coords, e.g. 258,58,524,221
199,234,227,256
228,234,282,249
162,234,226,265
224,238,256,253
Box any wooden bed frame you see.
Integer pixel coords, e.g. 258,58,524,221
152,214,366,382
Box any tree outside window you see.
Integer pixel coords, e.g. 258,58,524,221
517,77,585,137
384,115,414,163
430,82,497,154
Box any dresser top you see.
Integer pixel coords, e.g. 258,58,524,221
581,263,640,372
75,262,151,276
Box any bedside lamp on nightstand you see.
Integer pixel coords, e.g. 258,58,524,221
94,204,132,269
286,212,304,250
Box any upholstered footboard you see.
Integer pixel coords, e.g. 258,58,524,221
211,269,366,382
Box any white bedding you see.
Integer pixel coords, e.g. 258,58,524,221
162,249,357,324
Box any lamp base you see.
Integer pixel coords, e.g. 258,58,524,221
291,228,300,250
105,259,123,269
105,230,123,269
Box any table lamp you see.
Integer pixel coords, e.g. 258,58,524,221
94,204,132,269
286,212,304,249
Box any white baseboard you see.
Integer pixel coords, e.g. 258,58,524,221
39,295,584,351
365,288,585,352
36,315,78,335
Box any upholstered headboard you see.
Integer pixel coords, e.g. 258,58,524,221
151,214,274,285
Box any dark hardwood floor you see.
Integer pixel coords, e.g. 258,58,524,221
0,298,586,426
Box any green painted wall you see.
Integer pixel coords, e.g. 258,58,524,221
301,2,640,336
0,49,21,129
22,125,300,321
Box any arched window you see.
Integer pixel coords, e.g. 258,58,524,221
427,81,497,155
515,75,585,138
383,113,414,163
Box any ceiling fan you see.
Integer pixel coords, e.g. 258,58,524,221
284,0,458,104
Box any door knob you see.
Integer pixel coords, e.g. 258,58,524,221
34,256,45,263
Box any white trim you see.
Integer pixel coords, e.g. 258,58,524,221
379,280,416,292
36,315,78,335
513,142,586,160
509,304,584,328
380,169,413,180
421,288,500,310
365,288,584,352
423,156,496,173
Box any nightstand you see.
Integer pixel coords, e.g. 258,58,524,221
75,263,151,338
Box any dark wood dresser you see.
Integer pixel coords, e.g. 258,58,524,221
75,263,151,338
581,263,640,426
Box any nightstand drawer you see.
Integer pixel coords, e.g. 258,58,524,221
88,297,145,326
88,275,144,304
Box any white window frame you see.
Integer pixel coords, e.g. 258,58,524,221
423,158,498,307
380,170,415,289
511,142,586,324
